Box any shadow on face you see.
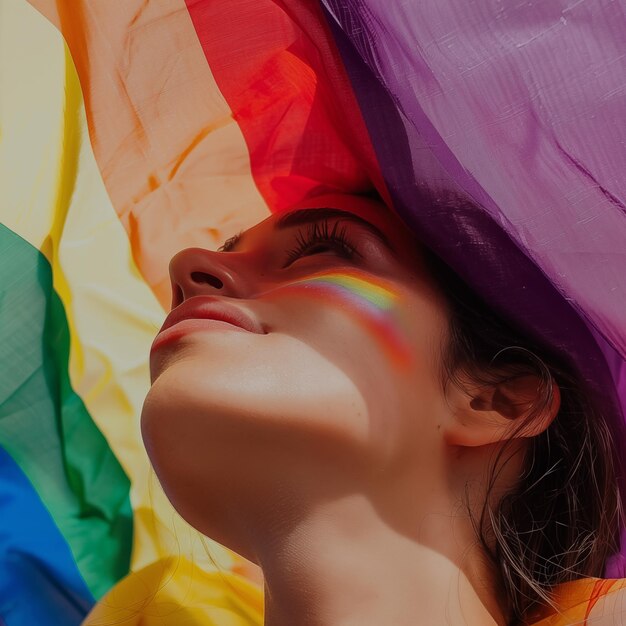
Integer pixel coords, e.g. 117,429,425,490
141,192,458,559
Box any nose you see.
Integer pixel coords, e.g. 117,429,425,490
168,247,248,309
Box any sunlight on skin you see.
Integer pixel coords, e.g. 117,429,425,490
258,268,414,371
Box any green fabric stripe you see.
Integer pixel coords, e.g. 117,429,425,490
0,223,132,599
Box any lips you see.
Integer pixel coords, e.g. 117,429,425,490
159,296,265,336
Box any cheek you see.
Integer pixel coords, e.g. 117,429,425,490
318,286,415,372
260,272,446,460
262,270,418,373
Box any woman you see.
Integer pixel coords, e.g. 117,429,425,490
141,192,626,626
5,2,625,625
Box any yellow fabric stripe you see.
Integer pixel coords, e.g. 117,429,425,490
83,556,263,626
1,0,263,614
0,0,80,359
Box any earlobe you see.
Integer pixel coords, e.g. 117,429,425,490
444,375,561,448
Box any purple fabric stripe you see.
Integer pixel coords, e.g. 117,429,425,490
321,0,626,574
322,1,626,352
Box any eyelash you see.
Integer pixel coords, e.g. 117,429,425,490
284,220,360,267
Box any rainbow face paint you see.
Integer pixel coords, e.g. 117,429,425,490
264,268,414,371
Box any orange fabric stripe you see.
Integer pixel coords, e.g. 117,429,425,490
185,0,389,214
584,578,618,623
26,0,270,309
525,577,626,625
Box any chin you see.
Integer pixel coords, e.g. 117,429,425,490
140,332,392,543
143,334,373,457
140,386,254,560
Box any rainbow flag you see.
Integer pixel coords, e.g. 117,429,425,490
1,0,625,624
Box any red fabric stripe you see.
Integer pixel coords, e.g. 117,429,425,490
185,0,388,213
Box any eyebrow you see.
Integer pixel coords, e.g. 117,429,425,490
218,207,393,252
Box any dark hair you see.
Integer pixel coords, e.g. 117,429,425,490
422,247,625,625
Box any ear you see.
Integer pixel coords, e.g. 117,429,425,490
443,373,561,447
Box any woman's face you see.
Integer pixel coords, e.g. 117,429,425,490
142,193,452,555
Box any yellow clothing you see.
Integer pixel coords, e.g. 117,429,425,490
84,564,626,626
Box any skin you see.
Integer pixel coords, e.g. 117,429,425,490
141,192,560,626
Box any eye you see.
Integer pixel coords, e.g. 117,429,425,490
283,219,360,267
217,230,243,253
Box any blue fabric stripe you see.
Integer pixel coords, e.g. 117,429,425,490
0,446,94,626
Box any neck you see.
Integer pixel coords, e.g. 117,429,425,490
255,493,507,626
